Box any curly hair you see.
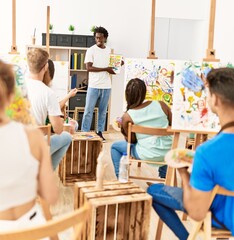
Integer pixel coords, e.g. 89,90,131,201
207,67,234,106
93,26,109,39
125,78,146,111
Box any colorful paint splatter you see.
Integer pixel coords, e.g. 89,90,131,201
125,58,174,106
172,61,221,132
1,54,35,125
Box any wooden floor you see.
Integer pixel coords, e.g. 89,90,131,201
51,129,229,240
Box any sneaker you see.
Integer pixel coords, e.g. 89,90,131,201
96,131,106,143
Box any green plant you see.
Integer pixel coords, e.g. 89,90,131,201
49,24,53,30
90,25,96,33
68,25,75,32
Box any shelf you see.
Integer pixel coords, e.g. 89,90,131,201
70,69,87,72
26,44,110,132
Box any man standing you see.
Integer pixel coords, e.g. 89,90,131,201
81,26,116,142
26,48,72,170
147,68,234,239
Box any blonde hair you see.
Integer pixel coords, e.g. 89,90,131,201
27,48,49,74
0,60,15,109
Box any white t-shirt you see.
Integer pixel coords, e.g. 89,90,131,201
84,44,112,89
26,79,62,125
0,121,39,211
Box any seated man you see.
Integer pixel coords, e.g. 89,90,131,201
43,59,79,133
147,68,234,239
26,48,72,170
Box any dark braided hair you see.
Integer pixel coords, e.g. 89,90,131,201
207,67,234,106
125,78,146,111
93,26,109,39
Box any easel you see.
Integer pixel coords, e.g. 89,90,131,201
203,0,219,62
46,6,50,55
9,0,19,54
155,128,217,240
148,0,158,59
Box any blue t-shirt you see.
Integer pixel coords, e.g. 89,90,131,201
190,133,234,234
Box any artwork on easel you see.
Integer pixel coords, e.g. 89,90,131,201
0,54,35,125
171,61,221,132
125,58,174,107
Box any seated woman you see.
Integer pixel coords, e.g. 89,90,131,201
43,59,79,133
0,60,58,230
111,78,172,178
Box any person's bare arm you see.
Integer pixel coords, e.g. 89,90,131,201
25,127,58,204
59,88,78,109
121,112,136,143
159,101,172,126
178,168,212,221
86,62,116,75
49,115,64,134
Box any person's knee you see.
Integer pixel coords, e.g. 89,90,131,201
147,183,164,196
61,131,72,145
111,142,117,151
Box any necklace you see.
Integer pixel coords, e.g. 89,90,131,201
218,121,234,134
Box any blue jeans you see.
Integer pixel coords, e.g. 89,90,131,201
50,131,72,170
111,140,140,178
81,88,111,132
147,184,189,240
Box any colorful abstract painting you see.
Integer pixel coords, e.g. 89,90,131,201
171,61,221,132
0,54,35,125
109,54,122,74
125,58,174,107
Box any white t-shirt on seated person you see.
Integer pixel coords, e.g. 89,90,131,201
84,44,112,89
26,79,62,125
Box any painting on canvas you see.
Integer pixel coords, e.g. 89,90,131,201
109,54,122,74
125,58,174,107
171,61,221,132
0,54,35,124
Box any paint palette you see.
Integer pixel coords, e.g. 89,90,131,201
165,148,194,170
112,117,122,132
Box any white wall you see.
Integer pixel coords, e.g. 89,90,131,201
0,0,151,123
1,0,234,123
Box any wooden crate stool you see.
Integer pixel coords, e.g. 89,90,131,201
74,181,152,240
59,132,102,185
74,107,98,132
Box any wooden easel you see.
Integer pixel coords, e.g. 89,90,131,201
148,0,158,59
9,0,19,54
46,6,50,55
203,0,219,62
155,127,217,240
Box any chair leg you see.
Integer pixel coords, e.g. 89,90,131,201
187,220,203,240
165,166,175,186
203,212,212,240
155,219,163,240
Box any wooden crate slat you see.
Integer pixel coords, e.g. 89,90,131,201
85,188,145,199
59,134,102,185
75,181,152,240
90,193,151,206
